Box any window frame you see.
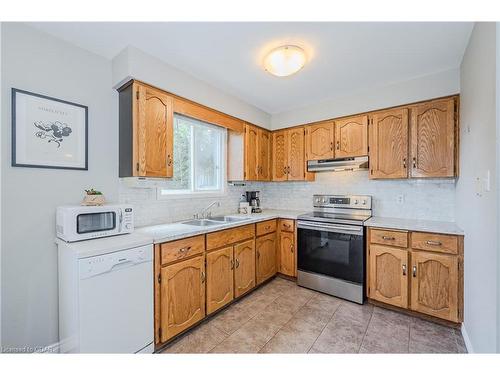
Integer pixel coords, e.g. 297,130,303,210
157,114,227,200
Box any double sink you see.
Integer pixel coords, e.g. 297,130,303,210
182,216,251,227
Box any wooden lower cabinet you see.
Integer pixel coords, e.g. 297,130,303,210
410,251,459,322
160,255,206,341
206,247,234,314
234,239,256,297
367,228,463,323
256,232,277,284
279,231,295,277
368,245,408,309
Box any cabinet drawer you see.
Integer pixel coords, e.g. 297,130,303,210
160,235,205,265
370,229,408,248
411,232,458,255
206,224,255,250
256,219,277,236
279,219,295,232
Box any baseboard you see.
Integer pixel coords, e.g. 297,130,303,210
461,323,474,353
35,341,61,353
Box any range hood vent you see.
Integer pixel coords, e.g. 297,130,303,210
307,156,369,173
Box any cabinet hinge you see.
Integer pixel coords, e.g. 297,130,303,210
136,91,139,100
136,162,139,172
157,274,161,284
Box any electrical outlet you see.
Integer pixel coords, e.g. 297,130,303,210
396,194,405,204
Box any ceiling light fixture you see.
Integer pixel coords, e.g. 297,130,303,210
263,45,307,77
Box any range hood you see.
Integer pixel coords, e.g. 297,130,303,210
307,156,369,172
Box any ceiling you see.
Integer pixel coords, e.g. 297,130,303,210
27,22,473,114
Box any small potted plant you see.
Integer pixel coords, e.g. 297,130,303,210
82,188,106,206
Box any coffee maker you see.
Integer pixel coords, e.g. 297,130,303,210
245,191,262,213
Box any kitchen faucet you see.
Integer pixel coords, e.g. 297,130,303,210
196,201,221,219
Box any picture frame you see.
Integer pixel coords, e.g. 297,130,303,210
11,88,88,170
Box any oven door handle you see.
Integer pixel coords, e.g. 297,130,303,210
297,221,363,235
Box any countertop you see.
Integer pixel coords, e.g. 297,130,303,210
364,216,464,236
135,209,306,244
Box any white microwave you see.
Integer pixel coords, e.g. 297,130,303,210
56,204,134,242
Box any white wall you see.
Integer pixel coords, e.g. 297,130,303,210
457,22,498,353
271,68,460,129
0,21,3,348
497,22,500,354
112,46,271,129
1,23,119,350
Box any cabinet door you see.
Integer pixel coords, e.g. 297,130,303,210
135,82,174,177
369,108,409,179
245,124,259,181
206,247,234,314
410,98,455,178
272,130,288,181
234,239,256,298
369,245,408,308
256,233,277,284
287,127,305,181
160,255,205,341
279,231,295,277
305,122,334,160
258,129,272,181
410,251,458,322
334,115,368,158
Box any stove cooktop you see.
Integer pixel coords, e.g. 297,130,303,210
297,211,371,226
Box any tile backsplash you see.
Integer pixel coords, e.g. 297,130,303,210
120,171,456,227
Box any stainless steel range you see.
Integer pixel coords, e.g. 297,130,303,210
297,194,372,304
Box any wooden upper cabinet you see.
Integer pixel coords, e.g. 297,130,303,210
272,130,288,181
245,124,259,181
410,251,459,322
206,247,234,314
256,233,277,285
119,81,174,178
279,231,295,277
258,129,272,181
234,239,256,298
305,121,334,160
287,127,305,181
410,98,456,178
369,244,408,309
369,108,409,179
334,115,368,158
160,255,205,341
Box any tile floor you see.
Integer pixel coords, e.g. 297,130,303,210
162,277,467,354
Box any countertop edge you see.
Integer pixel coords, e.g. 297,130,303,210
364,217,464,236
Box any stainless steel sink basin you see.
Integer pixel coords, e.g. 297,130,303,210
181,219,221,227
209,216,250,223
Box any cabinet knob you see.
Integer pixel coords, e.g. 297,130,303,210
403,158,407,169
402,264,407,276
336,141,340,150
235,259,240,268
290,244,294,253
412,157,416,168
201,271,206,283
412,266,417,278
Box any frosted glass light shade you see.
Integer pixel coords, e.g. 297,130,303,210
263,45,307,77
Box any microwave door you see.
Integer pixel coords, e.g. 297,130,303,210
77,212,117,234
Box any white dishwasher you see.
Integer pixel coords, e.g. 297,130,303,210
57,233,154,353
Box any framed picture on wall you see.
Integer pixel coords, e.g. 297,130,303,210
11,88,88,170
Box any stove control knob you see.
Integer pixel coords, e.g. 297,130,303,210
362,200,366,205
322,198,328,203
354,199,359,205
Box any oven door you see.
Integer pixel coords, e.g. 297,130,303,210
297,220,365,284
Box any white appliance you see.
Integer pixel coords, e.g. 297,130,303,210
56,204,134,242
57,233,154,353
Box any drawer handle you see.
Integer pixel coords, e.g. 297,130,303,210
178,246,191,253
382,236,395,241
283,224,291,228
265,225,271,230
235,259,240,268
412,265,417,278
402,264,407,276
426,240,442,246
